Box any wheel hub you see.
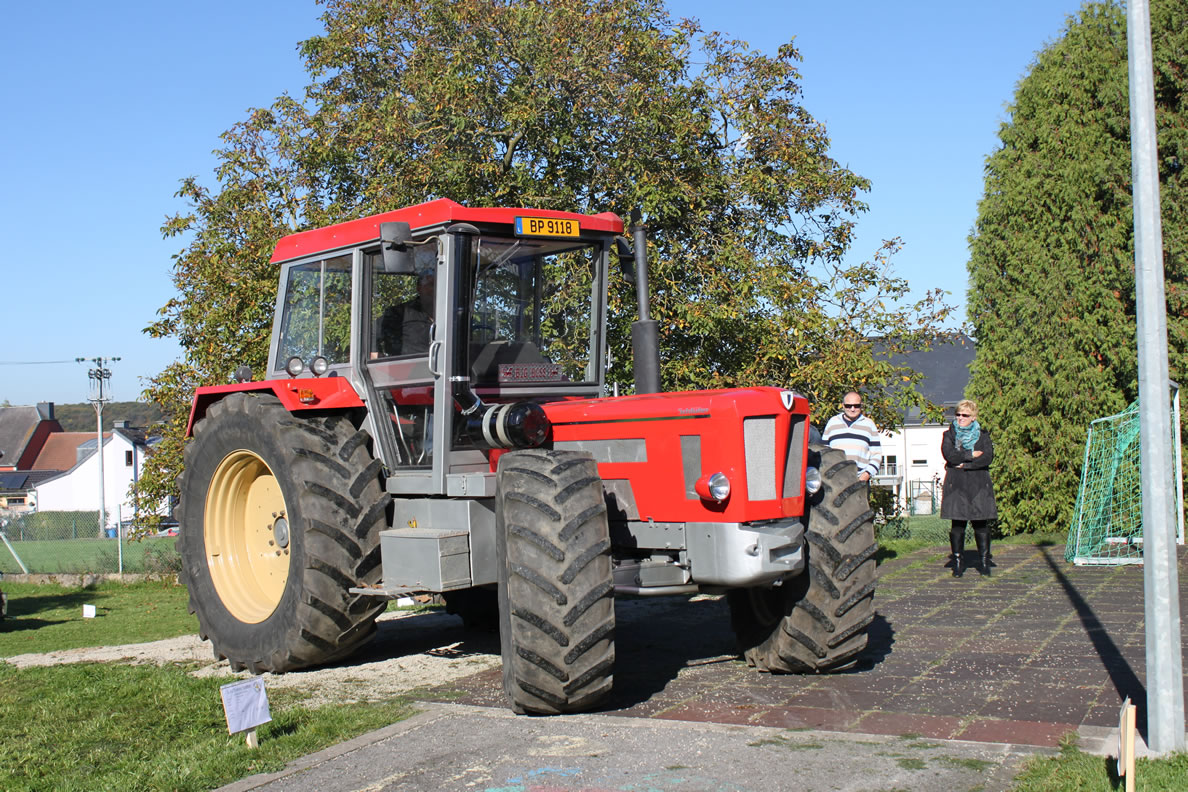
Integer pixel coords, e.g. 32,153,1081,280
204,450,292,623
272,515,290,549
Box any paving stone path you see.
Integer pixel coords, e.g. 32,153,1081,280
424,543,1188,748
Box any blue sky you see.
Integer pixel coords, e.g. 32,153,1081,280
0,1,1085,406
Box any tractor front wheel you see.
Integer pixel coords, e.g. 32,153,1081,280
728,445,878,673
177,392,389,673
496,449,615,714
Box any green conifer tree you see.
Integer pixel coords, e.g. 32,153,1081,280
967,0,1188,534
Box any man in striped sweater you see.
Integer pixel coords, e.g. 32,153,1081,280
821,391,882,482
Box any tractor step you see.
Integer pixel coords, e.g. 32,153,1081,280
348,583,425,598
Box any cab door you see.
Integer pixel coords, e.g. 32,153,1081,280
359,237,445,495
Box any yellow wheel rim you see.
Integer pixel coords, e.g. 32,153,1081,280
205,450,291,623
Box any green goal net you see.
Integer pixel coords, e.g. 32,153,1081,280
1065,390,1184,565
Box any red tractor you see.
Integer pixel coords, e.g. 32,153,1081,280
178,199,876,714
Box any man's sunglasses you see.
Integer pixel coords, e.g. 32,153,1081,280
844,403,862,408
955,413,972,417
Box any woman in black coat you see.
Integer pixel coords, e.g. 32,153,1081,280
941,399,997,577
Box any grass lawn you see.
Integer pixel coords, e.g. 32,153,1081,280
1011,735,1188,791
0,662,416,792
0,536,181,575
875,512,1067,564
0,580,417,791
0,580,197,657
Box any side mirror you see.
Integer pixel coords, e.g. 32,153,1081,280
380,221,415,273
615,236,636,284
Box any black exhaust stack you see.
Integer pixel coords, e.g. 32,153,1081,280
629,211,662,394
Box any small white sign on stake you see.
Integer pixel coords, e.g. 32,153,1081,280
220,678,271,748
82,604,96,619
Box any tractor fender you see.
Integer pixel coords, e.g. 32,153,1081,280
186,377,364,437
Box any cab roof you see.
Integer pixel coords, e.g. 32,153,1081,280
271,198,624,263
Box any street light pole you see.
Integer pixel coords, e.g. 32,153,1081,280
77,356,120,538
1127,0,1185,753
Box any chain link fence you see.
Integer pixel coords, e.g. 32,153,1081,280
0,508,180,576
1,479,966,575
872,480,951,544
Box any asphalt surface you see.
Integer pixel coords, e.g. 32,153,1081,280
218,543,1188,792
220,703,1043,792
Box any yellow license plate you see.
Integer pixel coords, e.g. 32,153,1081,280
515,216,579,238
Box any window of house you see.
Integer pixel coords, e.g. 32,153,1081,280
912,459,928,467
880,455,898,476
125,450,134,467
8,496,25,505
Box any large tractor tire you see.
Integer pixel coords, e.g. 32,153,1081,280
496,449,615,714
728,445,877,673
177,392,390,673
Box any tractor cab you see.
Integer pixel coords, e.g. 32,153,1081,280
262,199,619,497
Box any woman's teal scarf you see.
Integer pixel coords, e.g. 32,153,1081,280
953,419,981,450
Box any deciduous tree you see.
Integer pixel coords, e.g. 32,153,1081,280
136,0,953,520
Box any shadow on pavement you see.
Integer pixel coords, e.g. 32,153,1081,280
1038,546,1148,736
848,612,895,672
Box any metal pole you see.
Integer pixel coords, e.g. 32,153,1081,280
95,394,104,538
1173,384,1183,544
1127,0,1185,753
77,356,120,540
117,504,123,576
0,523,29,574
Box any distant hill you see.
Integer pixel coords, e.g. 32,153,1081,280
52,401,165,432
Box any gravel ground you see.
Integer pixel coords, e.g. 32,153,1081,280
3,608,503,708
2,596,722,709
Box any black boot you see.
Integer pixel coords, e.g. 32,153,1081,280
949,526,965,578
974,524,991,577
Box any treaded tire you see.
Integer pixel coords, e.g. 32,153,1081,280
728,444,877,672
496,449,615,714
177,392,389,673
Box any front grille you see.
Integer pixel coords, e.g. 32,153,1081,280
743,416,778,500
783,415,806,498
742,413,805,501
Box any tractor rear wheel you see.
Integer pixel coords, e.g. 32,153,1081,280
177,392,389,673
728,445,877,672
496,449,615,714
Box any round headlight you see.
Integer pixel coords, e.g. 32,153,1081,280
695,472,731,503
310,356,329,377
285,356,305,377
804,466,822,495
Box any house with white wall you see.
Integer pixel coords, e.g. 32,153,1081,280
0,402,63,472
33,421,155,529
0,403,63,512
870,335,976,514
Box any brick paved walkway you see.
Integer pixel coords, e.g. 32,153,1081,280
423,543,1188,748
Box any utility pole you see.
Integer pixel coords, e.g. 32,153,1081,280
77,356,120,538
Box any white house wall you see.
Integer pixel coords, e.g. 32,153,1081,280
34,433,144,526
874,424,950,514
